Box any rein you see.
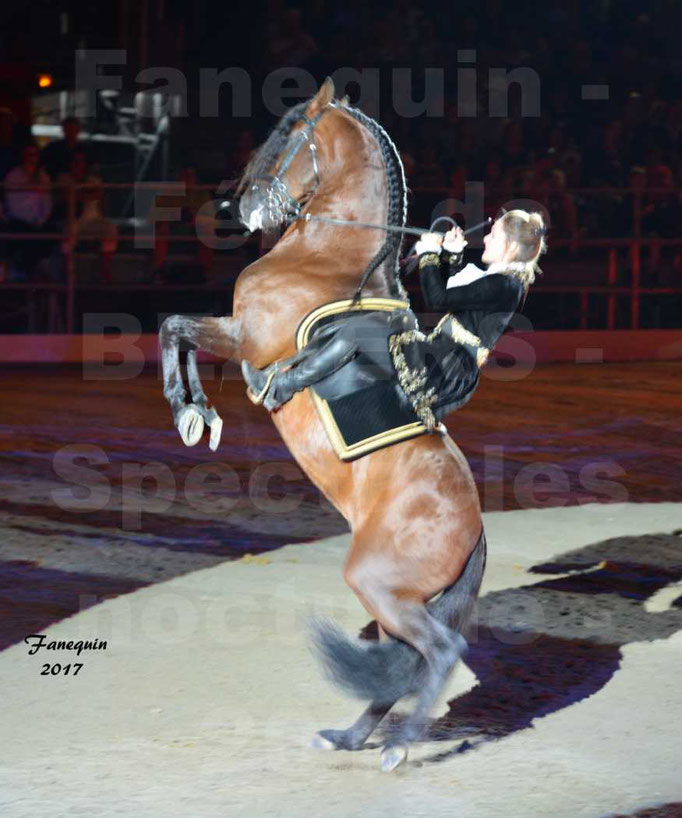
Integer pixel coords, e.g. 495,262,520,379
244,101,491,299
290,213,492,240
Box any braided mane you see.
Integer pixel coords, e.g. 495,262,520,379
237,98,408,299
336,102,408,300
236,101,309,196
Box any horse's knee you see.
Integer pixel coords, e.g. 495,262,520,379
160,314,182,343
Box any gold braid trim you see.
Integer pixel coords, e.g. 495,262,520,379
388,315,492,426
389,329,438,429
418,252,441,269
434,315,491,365
486,260,539,288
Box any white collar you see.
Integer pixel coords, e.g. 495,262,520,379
446,262,488,288
446,260,532,288
486,261,530,275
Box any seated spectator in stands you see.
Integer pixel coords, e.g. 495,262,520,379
411,143,444,189
0,110,16,270
41,116,85,180
561,148,582,188
57,149,118,283
520,164,549,204
642,164,682,283
643,165,679,233
585,120,625,187
228,129,255,179
263,7,318,69
4,144,51,225
607,165,649,283
481,155,513,219
663,100,682,152
0,108,18,182
152,165,214,283
500,121,525,171
644,150,673,195
3,143,60,280
449,161,467,203
612,165,646,238
546,168,579,250
54,149,95,221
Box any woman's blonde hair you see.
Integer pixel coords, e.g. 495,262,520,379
497,209,547,287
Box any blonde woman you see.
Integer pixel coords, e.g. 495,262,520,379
242,209,546,426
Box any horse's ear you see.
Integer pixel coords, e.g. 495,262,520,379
307,76,335,117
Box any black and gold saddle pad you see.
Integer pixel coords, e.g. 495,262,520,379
295,298,433,461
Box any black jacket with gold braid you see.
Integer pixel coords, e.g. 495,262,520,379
389,249,526,428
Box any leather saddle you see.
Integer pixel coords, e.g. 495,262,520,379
299,303,418,404
294,298,433,462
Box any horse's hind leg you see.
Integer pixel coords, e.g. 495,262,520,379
380,612,466,771
312,623,397,752
312,700,395,751
345,568,467,772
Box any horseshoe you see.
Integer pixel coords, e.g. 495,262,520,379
176,405,205,447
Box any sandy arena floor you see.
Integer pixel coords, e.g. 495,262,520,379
1,502,681,818
1,364,682,816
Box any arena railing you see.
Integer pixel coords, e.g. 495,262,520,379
0,183,680,333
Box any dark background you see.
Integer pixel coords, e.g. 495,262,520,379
2,0,682,332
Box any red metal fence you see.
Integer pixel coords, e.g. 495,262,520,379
1,183,680,333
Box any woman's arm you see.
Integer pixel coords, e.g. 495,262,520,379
414,227,466,292
420,268,524,312
442,248,465,275
416,248,464,292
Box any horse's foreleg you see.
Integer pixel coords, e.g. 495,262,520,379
160,315,241,449
180,348,224,450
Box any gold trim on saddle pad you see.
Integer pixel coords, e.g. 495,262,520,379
296,297,433,461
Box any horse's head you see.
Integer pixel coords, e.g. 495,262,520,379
236,78,407,300
237,77,337,234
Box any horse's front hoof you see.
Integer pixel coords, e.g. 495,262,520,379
206,410,223,452
380,742,408,772
177,405,204,447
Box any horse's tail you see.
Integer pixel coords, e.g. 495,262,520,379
309,528,487,704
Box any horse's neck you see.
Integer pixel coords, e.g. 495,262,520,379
238,124,400,364
276,168,395,296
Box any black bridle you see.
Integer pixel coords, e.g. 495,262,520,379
247,103,490,243
249,108,327,221
244,103,492,300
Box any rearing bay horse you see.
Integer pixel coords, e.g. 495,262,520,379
159,78,486,772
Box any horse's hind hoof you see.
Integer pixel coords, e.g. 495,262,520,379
309,729,359,751
309,732,338,751
380,742,408,772
177,405,204,447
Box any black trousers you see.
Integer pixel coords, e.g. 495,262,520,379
301,309,480,420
